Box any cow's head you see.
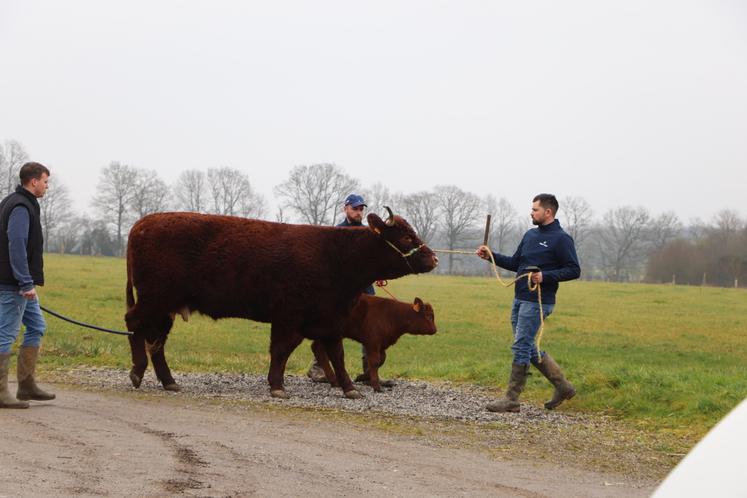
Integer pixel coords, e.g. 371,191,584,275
367,207,438,275
410,297,437,335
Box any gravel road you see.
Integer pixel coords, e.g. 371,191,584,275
0,368,663,497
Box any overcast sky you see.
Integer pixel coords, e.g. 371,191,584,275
1,1,745,223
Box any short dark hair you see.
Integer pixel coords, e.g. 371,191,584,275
533,193,558,215
19,162,50,185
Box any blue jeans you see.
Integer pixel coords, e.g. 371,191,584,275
0,291,46,353
510,298,554,365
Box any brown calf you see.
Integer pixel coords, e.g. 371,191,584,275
311,294,437,392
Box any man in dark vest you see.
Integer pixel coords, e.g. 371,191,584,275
0,162,55,409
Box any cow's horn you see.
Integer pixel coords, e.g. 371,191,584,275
383,206,395,226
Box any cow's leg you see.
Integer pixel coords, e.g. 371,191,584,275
149,316,178,392
127,333,148,389
310,340,338,386
323,337,362,399
267,326,304,399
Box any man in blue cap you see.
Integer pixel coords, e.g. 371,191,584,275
306,193,379,384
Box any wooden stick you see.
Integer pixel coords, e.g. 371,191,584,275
483,214,492,246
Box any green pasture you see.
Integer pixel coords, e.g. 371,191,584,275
34,254,747,440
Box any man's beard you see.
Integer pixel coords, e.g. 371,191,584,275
532,218,540,226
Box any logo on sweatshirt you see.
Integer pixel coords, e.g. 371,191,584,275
539,241,548,248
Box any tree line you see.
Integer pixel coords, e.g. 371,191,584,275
2,139,745,287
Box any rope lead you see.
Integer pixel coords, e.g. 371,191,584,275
432,247,545,361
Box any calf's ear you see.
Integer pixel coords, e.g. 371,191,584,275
368,213,387,234
412,297,424,313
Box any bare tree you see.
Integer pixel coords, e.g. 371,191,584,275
206,167,264,217
79,218,117,256
275,207,286,223
1,140,29,196
92,161,139,256
647,211,682,251
238,190,267,219
712,209,744,237
434,185,481,274
595,206,651,281
174,169,207,212
130,169,169,219
485,195,518,253
274,163,359,225
398,190,439,244
686,217,709,242
560,196,594,249
363,182,395,219
53,216,87,254
39,176,74,252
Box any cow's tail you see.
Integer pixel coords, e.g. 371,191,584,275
126,244,135,311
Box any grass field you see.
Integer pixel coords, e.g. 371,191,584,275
34,254,747,442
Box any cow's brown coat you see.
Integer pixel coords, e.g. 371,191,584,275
124,211,437,398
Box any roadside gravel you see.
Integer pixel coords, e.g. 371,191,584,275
64,366,582,426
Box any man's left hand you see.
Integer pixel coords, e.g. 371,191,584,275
21,288,37,300
530,272,543,284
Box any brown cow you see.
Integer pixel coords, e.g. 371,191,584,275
310,294,437,392
124,209,437,399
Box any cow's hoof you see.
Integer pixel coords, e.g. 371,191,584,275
163,383,180,392
344,389,363,399
270,389,289,399
129,371,142,389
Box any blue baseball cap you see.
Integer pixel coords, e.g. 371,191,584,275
344,194,367,208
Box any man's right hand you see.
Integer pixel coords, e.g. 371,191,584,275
476,245,491,261
21,288,37,300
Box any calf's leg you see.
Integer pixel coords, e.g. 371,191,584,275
366,348,383,392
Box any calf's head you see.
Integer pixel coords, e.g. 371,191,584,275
367,207,438,275
410,297,437,335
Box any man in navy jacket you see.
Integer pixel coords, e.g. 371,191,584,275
477,193,580,413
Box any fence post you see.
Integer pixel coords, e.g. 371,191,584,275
672,274,676,285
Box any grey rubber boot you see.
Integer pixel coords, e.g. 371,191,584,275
0,353,29,409
531,353,575,410
486,363,529,413
16,346,56,401
306,359,329,383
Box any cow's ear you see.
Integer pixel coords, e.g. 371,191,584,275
412,297,424,313
367,213,387,235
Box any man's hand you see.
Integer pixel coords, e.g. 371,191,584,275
530,272,543,284
20,288,37,300
475,245,491,261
